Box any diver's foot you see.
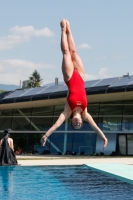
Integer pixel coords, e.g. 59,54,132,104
66,19,70,33
60,19,66,32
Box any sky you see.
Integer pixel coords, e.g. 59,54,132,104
0,0,133,86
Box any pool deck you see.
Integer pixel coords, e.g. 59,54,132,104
17,155,133,166
85,163,133,185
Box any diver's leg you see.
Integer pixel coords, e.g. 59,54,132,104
66,20,85,79
60,19,74,82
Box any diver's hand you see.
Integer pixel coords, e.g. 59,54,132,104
103,137,108,149
40,135,47,146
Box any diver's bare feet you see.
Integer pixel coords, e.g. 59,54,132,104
66,19,70,33
60,19,66,32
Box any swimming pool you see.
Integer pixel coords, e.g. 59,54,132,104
0,165,133,200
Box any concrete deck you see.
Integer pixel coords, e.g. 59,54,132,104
16,155,133,166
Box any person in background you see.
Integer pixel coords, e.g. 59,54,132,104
0,129,18,166
15,147,22,155
41,19,108,149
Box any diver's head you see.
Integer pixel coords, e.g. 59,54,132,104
70,115,83,130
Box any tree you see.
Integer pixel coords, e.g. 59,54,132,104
28,70,43,88
0,90,6,93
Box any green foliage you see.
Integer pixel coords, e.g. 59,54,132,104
28,70,43,88
0,90,6,93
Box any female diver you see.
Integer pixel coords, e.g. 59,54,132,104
41,19,108,149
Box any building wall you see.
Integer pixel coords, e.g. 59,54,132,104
0,100,133,155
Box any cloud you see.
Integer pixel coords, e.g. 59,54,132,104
0,59,56,85
77,43,92,49
0,26,55,50
85,67,112,80
0,58,112,86
10,26,54,37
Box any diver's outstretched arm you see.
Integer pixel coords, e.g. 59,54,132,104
83,112,108,149
41,113,66,146
41,102,71,146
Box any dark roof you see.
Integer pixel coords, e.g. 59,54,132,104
0,91,12,100
0,75,133,104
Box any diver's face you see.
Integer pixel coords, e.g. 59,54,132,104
71,117,82,129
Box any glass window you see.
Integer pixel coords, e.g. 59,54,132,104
123,105,133,115
88,104,99,115
53,105,64,116
0,110,13,130
0,118,6,130
99,105,123,115
99,117,121,131
13,108,32,116
118,135,126,155
31,117,53,131
122,117,133,131
100,101,123,105
12,118,31,131
127,135,133,155
66,133,74,153
83,118,99,131
11,133,28,153
0,109,13,116
26,133,44,154
72,133,97,155
0,118,12,130
53,116,65,131
124,100,133,104
48,133,65,154
32,106,54,116
50,105,65,130
31,106,54,131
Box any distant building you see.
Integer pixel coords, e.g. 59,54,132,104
22,80,29,88
0,74,133,156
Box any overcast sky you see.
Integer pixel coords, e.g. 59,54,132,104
0,0,133,85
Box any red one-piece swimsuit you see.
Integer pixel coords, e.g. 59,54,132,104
66,69,88,112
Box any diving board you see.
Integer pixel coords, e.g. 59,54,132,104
85,163,133,185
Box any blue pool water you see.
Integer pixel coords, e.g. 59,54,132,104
0,165,133,200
